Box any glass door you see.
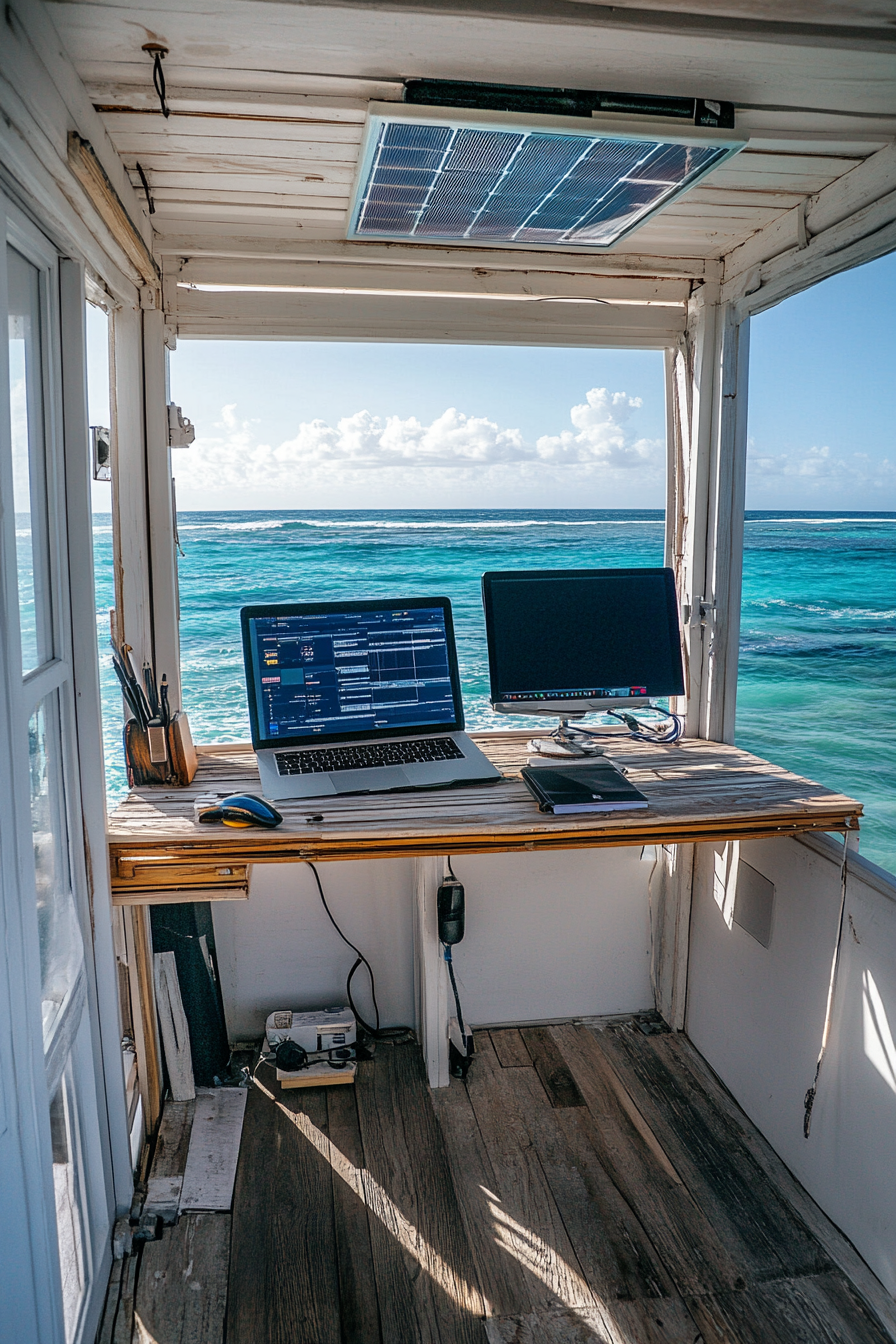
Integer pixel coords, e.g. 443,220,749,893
2,210,111,1343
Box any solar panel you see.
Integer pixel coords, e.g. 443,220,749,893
349,109,743,250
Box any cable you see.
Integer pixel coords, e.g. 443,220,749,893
304,861,413,1043
135,162,155,215
444,946,468,1042
803,834,850,1138
152,49,170,118
555,707,684,749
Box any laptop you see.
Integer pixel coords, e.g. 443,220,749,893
240,597,503,801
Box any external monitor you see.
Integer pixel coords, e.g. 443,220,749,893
481,567,685,717
240,597,465,750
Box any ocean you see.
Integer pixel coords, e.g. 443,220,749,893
91,510,896,873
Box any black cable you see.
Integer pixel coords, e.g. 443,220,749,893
444,947,467,1041
135,162,155,215
152,49,170,118
304,860,413,1043
443,856,471,1056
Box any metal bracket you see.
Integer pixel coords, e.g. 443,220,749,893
167,402,195,448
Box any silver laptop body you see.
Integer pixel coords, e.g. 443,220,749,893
241,597,502,802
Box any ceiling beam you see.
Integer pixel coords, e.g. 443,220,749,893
236,0,896,52
172,285,686,345
153,234,715,281
173,257,692,305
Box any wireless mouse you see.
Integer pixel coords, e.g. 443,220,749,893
198,793,283,828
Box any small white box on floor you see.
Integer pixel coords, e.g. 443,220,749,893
265,1006,356,1054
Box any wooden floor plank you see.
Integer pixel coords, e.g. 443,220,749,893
432,1072,543,1318
463,1034,599,1313
226,1066,341,1344
489,1029,532,1069
325,1084,383,1344
687,1271,894,1344
180,1089,247,1211
133,1213,229,1344
111,1251,137,1344
215,1021,889,1344
354,1042,486,1344
505,1066,688,1308
145,1098,197,1223
484,1297,704,1344
149,1100,195,1177
519,1028,586,1109
656,1030,896,1339
550,1023,749,1297
594,1022,830,1282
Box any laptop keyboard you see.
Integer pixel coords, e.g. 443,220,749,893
275,737,465,775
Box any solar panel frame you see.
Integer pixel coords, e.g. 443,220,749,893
347,103,746,252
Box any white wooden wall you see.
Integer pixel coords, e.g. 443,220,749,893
687,833,896,1300
211,850,652,1042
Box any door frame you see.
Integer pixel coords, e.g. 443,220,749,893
0,189,126,1344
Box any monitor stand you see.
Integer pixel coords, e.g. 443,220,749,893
527,717,605,759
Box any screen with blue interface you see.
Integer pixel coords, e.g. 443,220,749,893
247,605,457,743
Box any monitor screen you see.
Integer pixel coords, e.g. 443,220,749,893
482,567,685,712
241,598,463,748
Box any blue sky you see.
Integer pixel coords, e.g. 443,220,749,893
89,250,896,512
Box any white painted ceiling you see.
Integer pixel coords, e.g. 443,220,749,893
43,0,896,337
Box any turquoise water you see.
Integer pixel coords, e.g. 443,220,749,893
91,510,895,872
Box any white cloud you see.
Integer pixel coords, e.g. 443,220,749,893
748,441,896,496
172,389,664,507
535,388,656,466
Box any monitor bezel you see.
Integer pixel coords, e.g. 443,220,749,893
481,566,685,715
240,595,465,750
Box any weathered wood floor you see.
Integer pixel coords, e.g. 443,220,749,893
98,1021,894,1343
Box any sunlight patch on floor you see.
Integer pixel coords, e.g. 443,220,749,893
487,1194,631,1343
253,1075,488,1315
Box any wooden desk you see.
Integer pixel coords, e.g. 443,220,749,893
109,731,862,1090
107,732,861,904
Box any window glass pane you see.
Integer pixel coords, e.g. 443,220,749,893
49,1062,87,1343
30,694,82,1046
7,245,52,672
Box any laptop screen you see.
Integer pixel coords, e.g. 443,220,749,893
241,598,464,749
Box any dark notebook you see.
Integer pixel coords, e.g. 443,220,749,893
521,761,649,814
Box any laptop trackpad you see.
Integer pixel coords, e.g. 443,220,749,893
334,767,410,794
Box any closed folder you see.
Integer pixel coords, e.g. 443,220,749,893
521,762,649,814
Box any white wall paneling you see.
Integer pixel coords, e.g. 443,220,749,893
0,2,148,303
212,848,652,1049
687,833,896,1302
212,859,418,1044
445,848,653,1027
